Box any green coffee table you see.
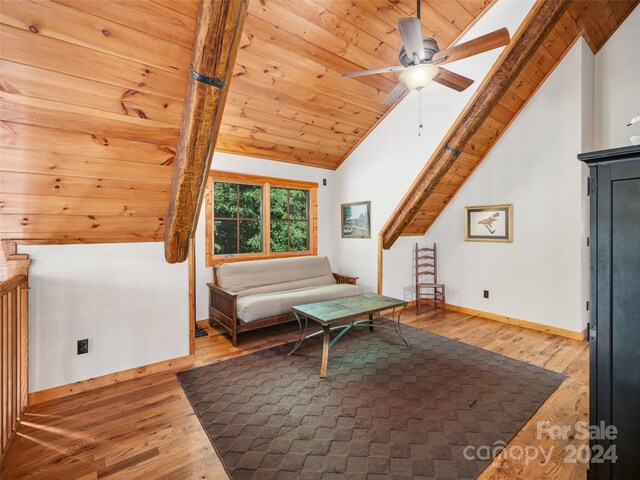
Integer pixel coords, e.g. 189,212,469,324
289,292,409,377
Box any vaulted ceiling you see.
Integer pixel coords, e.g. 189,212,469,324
1,0,194,243
0,0,492,243
221,0,494,168
0,0,637,244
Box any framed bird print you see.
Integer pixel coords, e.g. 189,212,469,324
465,204,513,242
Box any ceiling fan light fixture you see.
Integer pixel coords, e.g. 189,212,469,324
399,63,440,91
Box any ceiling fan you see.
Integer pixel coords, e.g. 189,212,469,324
341,1,511,106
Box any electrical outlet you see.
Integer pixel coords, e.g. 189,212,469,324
77,339,89,355
483,290,489,299
323,178,327,186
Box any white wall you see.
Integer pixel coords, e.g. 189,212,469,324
194,152,335,320
21,242,189,392
594,6,640,150
580,42,595,334
421,40,590,333
333,0,534,296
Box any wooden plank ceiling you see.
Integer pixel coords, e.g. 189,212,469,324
2,0,635,244
0,0,197,243
393,0,638,240
220,0,494,168
0,0,491,244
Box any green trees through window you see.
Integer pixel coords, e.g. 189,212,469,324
213,182,262,255
270,188,309,252
212,180,311,258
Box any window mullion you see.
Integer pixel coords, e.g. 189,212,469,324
236,184,240,254
264,182,271,254
287,189,291,250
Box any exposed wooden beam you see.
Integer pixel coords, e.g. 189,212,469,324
381,0,569,250
164,0,249,263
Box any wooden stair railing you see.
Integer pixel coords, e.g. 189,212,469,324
0,274,28,464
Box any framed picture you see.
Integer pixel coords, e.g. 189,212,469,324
341,201,371,238
465,204,513,242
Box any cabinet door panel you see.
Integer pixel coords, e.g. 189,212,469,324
610,168,640,479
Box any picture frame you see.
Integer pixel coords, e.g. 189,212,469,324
465,204,513,242
341,201,371,238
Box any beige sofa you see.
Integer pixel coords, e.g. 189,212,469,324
208,256,362,345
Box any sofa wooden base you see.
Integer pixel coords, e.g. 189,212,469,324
209,312,297,346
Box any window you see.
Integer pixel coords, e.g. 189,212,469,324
205,171,317,266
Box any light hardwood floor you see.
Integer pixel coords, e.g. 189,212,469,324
1,307,589,479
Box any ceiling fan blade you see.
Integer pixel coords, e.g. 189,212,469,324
433,68,474,92
432,27,510,65
396,18,425,63
382,83,408,105
341,66,406,78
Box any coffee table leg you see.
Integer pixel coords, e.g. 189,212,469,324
288,312,306,356
368,313,374,332
394,306,409,346
320,324,330,378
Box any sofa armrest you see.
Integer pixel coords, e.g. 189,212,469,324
207,283,239,345
333,273,358,285
208,282,238,300
208,282,238,319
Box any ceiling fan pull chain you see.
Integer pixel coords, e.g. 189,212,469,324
418,88,423,136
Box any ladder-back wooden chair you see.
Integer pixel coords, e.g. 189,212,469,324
415,243,446,314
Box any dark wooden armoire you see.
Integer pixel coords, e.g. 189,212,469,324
579,145,640,480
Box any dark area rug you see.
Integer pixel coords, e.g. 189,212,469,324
178,319,564,480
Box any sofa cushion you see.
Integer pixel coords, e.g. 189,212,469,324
236,275,337,299
237,283,365,323
215,256,335,296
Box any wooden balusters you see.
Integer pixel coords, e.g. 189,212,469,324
0,274,28,464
